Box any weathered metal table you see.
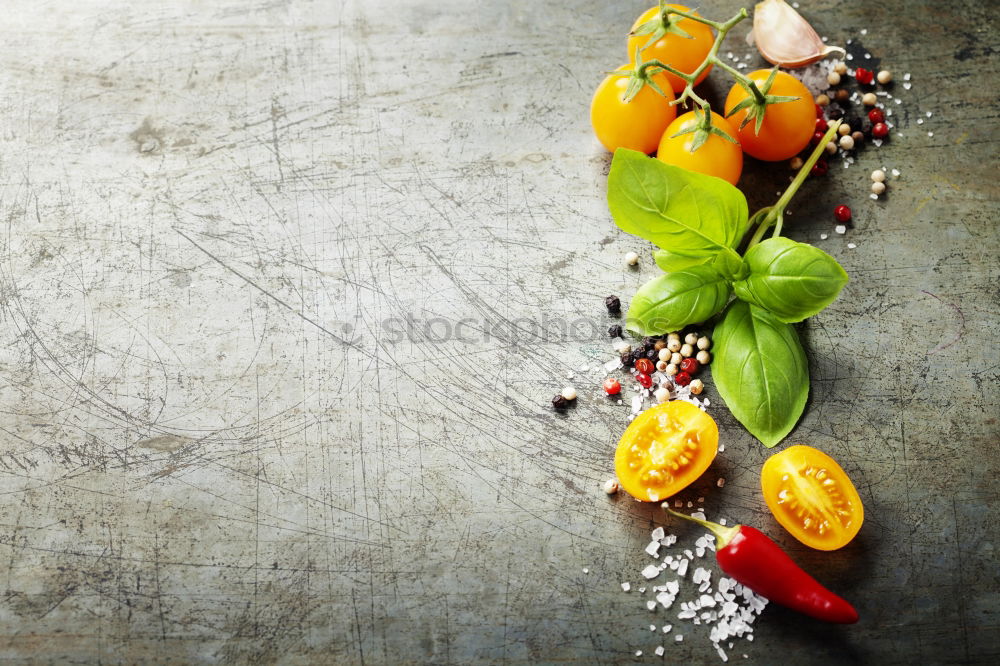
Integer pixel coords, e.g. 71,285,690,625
0,0,997,663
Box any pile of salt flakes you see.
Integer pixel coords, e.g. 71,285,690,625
621,520,769,662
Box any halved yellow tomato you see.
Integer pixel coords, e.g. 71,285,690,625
614,400,718,502
761,445,864,551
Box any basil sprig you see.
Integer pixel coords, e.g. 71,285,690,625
606,147,849,447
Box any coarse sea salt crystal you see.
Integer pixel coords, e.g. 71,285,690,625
848,243,857,249
691,511,707,521
647,600,657,611
657,591,675,609
631,395,643,414
655,646,665,656
651,527,665,541
604,358,622,372
870,193,879,200
646,541,661,557
622,582,631,592
892,168,901,177
820,233,829,240
926,111,933,117
677,559,689,577
834,224,846,235
676,635,684,642
642,565,660,579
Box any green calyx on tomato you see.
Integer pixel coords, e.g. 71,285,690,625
724,66,800,136
669,106,739,153
631,2,696,45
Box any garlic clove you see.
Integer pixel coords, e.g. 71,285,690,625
753,0,845,68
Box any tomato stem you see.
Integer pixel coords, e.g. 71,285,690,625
745,120,843,250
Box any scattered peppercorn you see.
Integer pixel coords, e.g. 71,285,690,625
608,324,623,338
620,352,633,367
654,340,667,351
689,379,704,395
824,141,837,155
861,92,877,106
656,360,668,373
696,336,711,351
603,478,619,494
825,103,844,120
684,333,698,345
603,378,622,396
631,348,646,364
695,350,711,365
561,386,577,401
790,156,804,170
811,159,828,176
810,131,825,147
871,181,886,195
665,363,678,376
645,348,658,361
867,108,885,124
851,131,864,145
552,394,569,409
871,169,886,182
636,372,653,389
838,135,855,151
635,358,655,374
876,69,892,84
834,205,852,223
826,71,841,86
666,338,682,352
872,122,889,139
605,295,621,315
815,94,830,107
835,89,850,103
837,123,851,136
814,118,828,134
674,372,692,387
625,251,639,266
834,61,848,75
680,358,699,375
670,352,682,365
854,67,874,85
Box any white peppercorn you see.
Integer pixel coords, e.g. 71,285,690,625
871,169,886,182
689,379,704,395
877,69,892,84
658,348,671,362
603,478,620,495
696,336,710,350
839,135,855,151
696,350,711,365
827,71,841,86
670,352,682,365
684,333,698,345
667,338,682,352
665,363,678,376
656,360,668,373
561,386,577,401
625,251,639,266
680,344,694,358
871,181,886,195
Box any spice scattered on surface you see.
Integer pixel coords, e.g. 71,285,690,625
625,251,640,266
605,295,621,315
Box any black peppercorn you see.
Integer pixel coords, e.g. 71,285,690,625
605,295,621,315
835,89,850,104
825,103,844,121
645,348,658,360
620,352,633,367
642,336,655,349
552,394,569,409
608,324,623,338
630,348,645,364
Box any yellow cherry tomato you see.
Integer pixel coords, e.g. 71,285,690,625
591,65,677,154
761,445,864,551
656,111,743,185
628,5,715,93
724,70,816,161
614,400,719,502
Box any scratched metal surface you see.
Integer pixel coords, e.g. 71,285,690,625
0,0,997,663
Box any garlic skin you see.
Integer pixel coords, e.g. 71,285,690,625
753,0,845,68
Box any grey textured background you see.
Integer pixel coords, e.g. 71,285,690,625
0,0,997,663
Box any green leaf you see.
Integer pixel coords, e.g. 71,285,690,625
712,301,809,447
733,237,849,323
653,249,709,272
626,264,731,336
608,149,749,258
711,246,746,281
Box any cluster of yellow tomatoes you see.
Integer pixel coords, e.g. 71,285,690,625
591,4,819,186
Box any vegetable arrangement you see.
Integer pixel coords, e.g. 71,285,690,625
586,0,873,635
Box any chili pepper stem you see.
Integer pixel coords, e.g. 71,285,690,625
745,120,843,250
662,505,741,549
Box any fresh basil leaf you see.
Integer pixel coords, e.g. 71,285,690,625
608,149,749,257
711,246,746,281
653,249,710,272
626,264,732,336
712,300,809,448
733,237,849,323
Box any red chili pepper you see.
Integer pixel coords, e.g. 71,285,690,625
664,507,859,624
